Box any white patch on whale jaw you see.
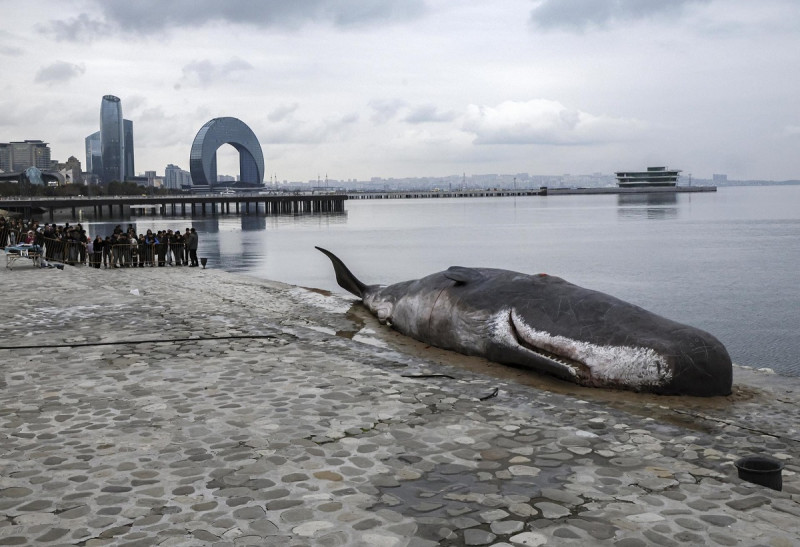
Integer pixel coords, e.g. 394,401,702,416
490,308,672,389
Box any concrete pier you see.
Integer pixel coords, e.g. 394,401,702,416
0,194,347,221
1,255,797,545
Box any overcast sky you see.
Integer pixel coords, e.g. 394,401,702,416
2,0,799,181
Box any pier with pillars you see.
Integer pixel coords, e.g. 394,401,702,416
0,193,347,221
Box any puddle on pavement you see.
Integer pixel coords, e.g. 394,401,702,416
373,462,573,518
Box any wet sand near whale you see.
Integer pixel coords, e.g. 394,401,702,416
1,255,798,546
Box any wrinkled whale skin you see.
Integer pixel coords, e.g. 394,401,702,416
317,247,732,396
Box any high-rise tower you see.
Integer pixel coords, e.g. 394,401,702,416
99,95,124,183
85,131,101,179
123,119,135,179
87,97,134,183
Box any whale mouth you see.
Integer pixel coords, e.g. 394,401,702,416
501,308,672,389
507,311,586,379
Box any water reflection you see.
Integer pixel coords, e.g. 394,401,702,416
79,211,347,236
617,193,678,220
241,215,266,231
74,212,348,273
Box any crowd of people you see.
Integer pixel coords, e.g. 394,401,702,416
0,217,200,268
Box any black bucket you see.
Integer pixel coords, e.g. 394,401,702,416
734,456,784,491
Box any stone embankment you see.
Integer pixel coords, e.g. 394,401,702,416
1,254,798,546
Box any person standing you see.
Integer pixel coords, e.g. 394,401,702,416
183,228,191,265
80,231,89,265
111,233,122,268
92,235,103,268
102,236,111,268
144,230,157,266
172,231,184,266
186,228,199,267
128,233,138,267
164,230,173,265
137,234,146,267
156,230,167,267
64,228,76,264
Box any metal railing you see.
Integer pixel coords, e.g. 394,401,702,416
0,226,24,248
40,238,188,268
3,228,191,269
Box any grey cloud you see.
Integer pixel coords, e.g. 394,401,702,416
0,102,24,126
136,106,171,122
42,13,112,42
121,95,148,115
267,103,300,123
80,0,426,35
179,58,254,87
463,99,643,145
369,99,407,124
323,1,425,27
134,110,192,148
784,125,800,137
334,112,359,126
259,111,359,144
404,104,457,124
34,61,86,83
370,101,455,125
0,45,24,56
530,0,709,31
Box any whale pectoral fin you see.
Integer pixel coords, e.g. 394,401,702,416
444,267,484,285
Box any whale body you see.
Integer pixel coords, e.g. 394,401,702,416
316,247,732,396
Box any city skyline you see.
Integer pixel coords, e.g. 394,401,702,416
1,1,799,182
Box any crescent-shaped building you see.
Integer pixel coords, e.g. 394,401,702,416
189,117,265,186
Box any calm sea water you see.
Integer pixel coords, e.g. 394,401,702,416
80,186,800,376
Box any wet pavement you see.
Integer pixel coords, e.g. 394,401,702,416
1,256,798,546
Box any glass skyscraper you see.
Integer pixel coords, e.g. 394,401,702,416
85,131,101,179
124,119,135,179
92,95,135,184
100,95,124,183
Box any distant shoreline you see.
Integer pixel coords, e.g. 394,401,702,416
346,185,718,200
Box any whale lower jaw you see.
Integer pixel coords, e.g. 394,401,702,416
491,309,673,390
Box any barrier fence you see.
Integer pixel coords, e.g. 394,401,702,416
0,226,23,248
49,239,189,268
2,230,191,268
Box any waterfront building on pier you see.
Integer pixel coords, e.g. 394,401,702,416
615,166,681,187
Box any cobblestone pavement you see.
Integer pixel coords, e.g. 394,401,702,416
1,258,798,546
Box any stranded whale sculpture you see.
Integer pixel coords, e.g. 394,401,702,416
316,247,733,396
